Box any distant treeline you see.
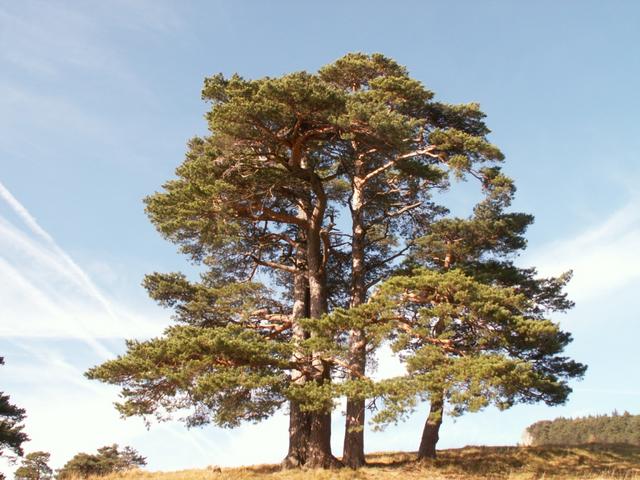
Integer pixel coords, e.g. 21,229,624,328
527,411,640,446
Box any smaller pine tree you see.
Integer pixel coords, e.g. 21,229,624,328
56,445,145,479
14,452,52,480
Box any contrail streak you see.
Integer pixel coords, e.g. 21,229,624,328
0,181,121,322
0,180,126,358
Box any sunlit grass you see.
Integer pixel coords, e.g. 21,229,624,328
88,444,640,479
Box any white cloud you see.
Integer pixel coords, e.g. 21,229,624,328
0,185,119,320
524,196,640,303
0,183,55,244
0,181,162,344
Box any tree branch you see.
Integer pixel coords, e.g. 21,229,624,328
248,255,299,274
362,146,439,184
234,204,308,228
368,201,422,226
366,245,412,271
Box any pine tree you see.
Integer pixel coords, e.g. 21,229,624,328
56,445,145,479
14,452,52,480
365,169,586,458
88,69,347,468
318,53,505,467
527,412,640,446
0,358,28,461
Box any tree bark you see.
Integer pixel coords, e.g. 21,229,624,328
283,401,311,468
416,255,450,461
281,267,311,468
306,365,341,468
417,392,444,460
415,254,451,461
342,378,365,467
343,169,367,468
303,185,341,469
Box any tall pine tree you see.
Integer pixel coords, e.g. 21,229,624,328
89,69,349,468
319,53,505,467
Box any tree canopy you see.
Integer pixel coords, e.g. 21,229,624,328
87,52,585,469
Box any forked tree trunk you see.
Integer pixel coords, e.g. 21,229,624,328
304,195,341,469
417,392,444,460
343,171,367,468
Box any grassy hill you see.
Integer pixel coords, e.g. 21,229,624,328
94,444,640,480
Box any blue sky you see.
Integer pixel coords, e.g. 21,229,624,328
1,0,640,474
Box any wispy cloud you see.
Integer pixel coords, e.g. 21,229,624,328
0,1,181,79
524,196,640,303
0,182,121,327
0,181,161,347
0,183,55,244
0,0,184,162
0,82,113,152
1,338,226,473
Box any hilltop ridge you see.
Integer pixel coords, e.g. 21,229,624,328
89,445,640,480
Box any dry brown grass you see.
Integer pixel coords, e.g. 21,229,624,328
90,444,640,480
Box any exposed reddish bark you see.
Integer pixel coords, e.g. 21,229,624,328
303,172,341,469
417,393,444,460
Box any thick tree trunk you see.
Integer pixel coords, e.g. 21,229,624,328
343,376,365,468
417,392,444,460
307,411,333,467
306,365,341,469
283,401,311,468
343,166,367,469
282,268,311,468
342,294,367,466
303,192,341,469
305,272,340,466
